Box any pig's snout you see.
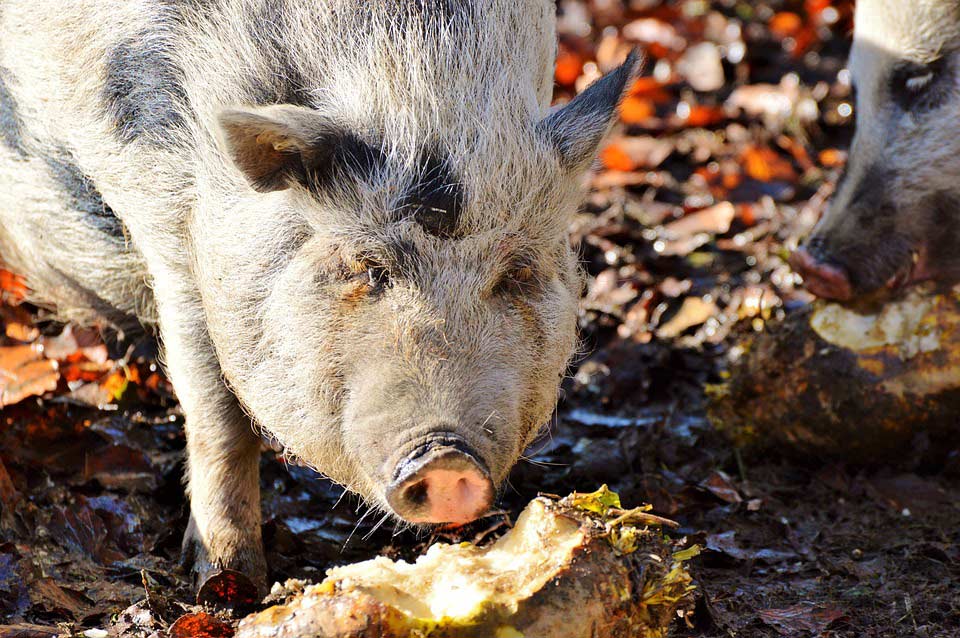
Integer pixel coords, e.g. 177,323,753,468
387,438,493,525
789,247,853,301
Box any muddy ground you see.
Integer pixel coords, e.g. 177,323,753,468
1,1,959,637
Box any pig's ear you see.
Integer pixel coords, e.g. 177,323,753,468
217,105,382,194
538,49,643,170
217,105,323,192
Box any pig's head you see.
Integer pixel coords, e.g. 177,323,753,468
791,0,960,300
213,53,641,525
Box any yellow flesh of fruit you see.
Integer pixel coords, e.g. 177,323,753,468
324,499,583,621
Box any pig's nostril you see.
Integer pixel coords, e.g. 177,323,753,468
403,479,429,507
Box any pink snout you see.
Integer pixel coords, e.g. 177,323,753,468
387,444,493,525
789,248,853,301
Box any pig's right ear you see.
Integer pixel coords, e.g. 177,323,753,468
538,49,643,170
217,105,377,194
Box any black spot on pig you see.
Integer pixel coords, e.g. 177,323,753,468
304,131,387,194
245,3,311,106
394,153,464,239
102,32,189,146
43,150,124,238
0,70,27,158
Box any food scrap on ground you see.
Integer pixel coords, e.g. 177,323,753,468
236,488,696,638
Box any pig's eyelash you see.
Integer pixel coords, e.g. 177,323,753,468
491,257,540,296
891,57,949,111
904,71,934,92
344,255,391,289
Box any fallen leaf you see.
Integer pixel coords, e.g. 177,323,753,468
656,297,718,339
554,47,583,87
662,202,736,238
620,96,656,124
700,470,743,504
758,603,845,636
168,612,235,638
819,148,847,168
601,136,673,171
0,345,59,407
678,42,725,92
769,12,803,38
0,269,28,305
741,145,796,182
197,569,260,612
705,531,799,564
0,625,60,638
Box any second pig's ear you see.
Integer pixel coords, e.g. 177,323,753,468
538,49,643,170
217,105,383,193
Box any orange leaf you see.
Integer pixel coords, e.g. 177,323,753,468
600,143,636,172
620,96,656,124
683,105,725,128
0,344,59,407
819,148,847,168
554,49,583,87
0,269,28,304
741,145,796,182
769,12,803,38
629,77,671,103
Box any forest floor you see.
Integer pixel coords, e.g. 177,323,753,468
1,1,959,637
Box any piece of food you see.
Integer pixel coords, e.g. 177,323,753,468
709,287,960,462
236,488,697,638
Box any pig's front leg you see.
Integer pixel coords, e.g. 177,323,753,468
157,286,266,589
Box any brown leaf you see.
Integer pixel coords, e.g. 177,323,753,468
0,625,60,638
1,306,39,343
758,603,845,636
0,345,59,407
700,470,743,504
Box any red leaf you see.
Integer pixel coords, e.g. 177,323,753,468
168,612,235,638
197,569,260,611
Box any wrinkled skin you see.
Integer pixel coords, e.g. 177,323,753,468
792,0,960,300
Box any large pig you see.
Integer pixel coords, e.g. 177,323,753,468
0,1,639,586
791,0,960,299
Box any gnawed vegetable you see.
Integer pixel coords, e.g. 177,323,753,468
237,489,697,638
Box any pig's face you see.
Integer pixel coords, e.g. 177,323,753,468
216,54,640,524
791,0,960,300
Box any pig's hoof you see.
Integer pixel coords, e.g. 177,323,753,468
180,526,268,599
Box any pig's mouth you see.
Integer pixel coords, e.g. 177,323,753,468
789,239,936,303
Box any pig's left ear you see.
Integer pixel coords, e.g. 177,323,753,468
538,49,643,170
216,105,381,193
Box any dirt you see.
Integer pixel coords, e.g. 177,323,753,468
1,1,959,637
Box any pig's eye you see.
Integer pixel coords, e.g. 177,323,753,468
891,58,949,111
344,257,391,293
493,260,538,297
366,265,389,289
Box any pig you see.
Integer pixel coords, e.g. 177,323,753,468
790,0,960,300
0,0,640,587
